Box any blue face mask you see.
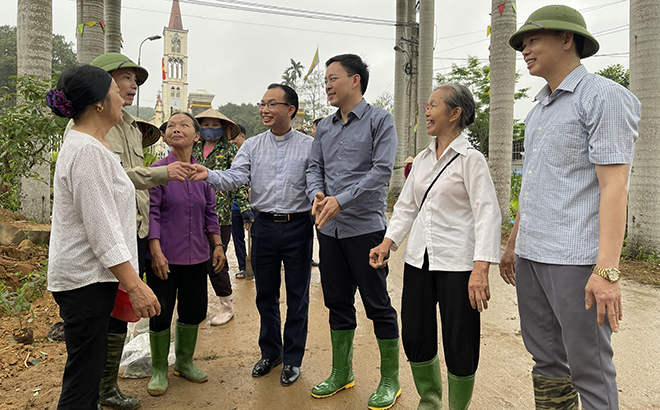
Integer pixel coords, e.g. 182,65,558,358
200,127,224,142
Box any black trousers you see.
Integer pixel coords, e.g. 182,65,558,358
231,208,247,271
146,261,209,332
52,282,117,410
401,255,480,376
317,230,399,340
251,215,312,367
208,225,232,297
108,236,148,334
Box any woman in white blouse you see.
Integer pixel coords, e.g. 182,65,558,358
47,64,160,410
369,84,501,410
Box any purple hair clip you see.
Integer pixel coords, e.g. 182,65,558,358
46,89,76,118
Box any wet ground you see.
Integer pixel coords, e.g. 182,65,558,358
117,234,660,410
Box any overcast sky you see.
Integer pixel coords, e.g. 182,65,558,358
3,0,631,120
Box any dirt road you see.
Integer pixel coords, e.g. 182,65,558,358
109,234,660,410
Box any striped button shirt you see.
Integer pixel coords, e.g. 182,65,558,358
206,128,313,214
515,64,640,265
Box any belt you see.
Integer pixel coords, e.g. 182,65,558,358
257,212,309,223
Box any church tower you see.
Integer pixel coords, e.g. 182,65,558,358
161,0,189,118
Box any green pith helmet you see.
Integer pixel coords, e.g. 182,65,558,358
90,53,149,85
509,4,599,59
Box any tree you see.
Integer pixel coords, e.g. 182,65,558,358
596,64,630,89
216,102,267,138
104,0,122,53
435,56,529,156
0,25,76,112
373,91,394,114
15,0,53,222
627,0,660,254
77,0,104,63
124,105,155,121
489,0,517,224
299,69,331,121
282,59,304,89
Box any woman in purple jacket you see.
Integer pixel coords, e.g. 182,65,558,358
146,112,226,396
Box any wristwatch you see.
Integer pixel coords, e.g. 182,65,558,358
592,266,621,283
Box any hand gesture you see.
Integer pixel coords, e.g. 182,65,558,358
151,251,170,280
369,241,392,269
315,195,342,230
585,274,623,332
468,262,491,312
167,161,197,182
190,164,209,181
499,247,516,286
126,281,161,318
212,246,226,273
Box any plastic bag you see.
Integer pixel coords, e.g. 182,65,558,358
118,332,175,379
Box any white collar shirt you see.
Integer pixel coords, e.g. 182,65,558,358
385,134,501,271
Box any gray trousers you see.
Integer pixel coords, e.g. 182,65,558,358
516,257,618,410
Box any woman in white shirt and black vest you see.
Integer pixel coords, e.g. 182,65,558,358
369,83,501,410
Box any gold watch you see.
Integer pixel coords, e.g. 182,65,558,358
592,266,621,283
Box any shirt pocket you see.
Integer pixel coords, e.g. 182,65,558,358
348,140,373,172
545,124,587,167
286,159,307,188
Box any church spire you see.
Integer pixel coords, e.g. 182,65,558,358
168,0,184,30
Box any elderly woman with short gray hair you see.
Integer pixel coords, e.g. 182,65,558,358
369,83,501,410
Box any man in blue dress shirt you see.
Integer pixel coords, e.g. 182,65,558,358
500,6,640,409
306,54,401,410
194,84,313,387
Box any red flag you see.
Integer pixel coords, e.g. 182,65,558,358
162,58,166,80
498,3,505,15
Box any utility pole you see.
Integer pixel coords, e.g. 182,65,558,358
416,0,434,151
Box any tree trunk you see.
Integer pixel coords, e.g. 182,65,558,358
416,0,434,151
390,0,408,196
488,0,517,225
77,0,104,63
16,0,52,223
104,0,121,53
627,0,660,253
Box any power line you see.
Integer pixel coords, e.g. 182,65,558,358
177,0,397,26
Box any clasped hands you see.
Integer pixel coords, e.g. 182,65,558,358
312,192,341,230
166,161,199,182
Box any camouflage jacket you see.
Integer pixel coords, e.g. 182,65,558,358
192,139,250,226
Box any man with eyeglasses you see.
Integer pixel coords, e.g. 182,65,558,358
306,54,400,410
192,83,313,387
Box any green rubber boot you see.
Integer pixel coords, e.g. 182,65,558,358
368,338,402,410
172,322,208,383
99,333,140,409
447,372,474,410
532,373,579,410
311,329,355,399
410,356,443,410
147,328,170,396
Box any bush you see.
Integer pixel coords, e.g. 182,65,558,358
0,261,47,332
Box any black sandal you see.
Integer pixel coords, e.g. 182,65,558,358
235,271,246,279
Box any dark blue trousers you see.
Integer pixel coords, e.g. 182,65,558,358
318,230,399,340
251,215,312,367
231,208,247,271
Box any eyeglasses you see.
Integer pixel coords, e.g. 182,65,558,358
324,74,355,85
257,101,291,109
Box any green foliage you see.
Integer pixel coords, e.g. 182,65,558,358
0,75,68,210
282,59,305,89
0,25,77,113
216,102,267,138
622,247,660,265
596,64,629,89
124,105,156,121
509,171,522,221
143,151,159,167
0,262,48,331
435,56,530,155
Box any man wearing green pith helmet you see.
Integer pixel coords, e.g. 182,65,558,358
500,5,640,410
67,53,196,410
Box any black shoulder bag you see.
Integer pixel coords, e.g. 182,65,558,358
418,153,460,211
